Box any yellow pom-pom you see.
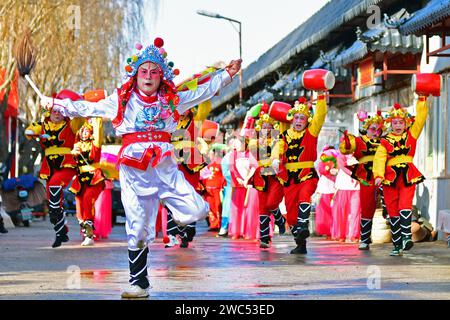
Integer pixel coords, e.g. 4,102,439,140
131,55,138,62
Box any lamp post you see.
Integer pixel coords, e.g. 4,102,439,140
197,10,243,104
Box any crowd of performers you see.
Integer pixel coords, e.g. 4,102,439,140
31,36,433,298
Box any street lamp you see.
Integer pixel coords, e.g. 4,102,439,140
197,10,243,104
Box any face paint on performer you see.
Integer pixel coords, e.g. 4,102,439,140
80,126,92,141
367,123,381,139
292,113,308,132
49,108,64,123
391,118,406,135
136,62,162,96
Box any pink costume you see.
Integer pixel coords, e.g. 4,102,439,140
331,153,361,241
229,148,260,240
94,179,113,239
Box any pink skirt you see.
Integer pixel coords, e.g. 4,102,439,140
331,190,361,241
93,180,113,239
229,187,264,240
315,193,333,237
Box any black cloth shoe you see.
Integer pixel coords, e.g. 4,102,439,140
52,233,69,248
290,239,307,254
180,238,189,248
0,219,8,234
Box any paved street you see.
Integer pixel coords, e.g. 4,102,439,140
0,215,449,300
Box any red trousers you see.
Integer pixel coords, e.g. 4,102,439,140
46,168,77,202
204,187,222,229
360,184,378,219
284,178,318,226
76,182,105,221
382,176,416,218
258,176,284,216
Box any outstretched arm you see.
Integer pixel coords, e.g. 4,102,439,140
41,90,119,120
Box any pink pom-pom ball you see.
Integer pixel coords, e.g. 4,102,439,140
135,43,143,50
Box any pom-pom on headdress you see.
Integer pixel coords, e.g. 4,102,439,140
287,97,314,122
124,37,179,82
384,103,414,128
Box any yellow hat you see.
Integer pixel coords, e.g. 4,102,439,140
287,97,313,122
255,114,279,131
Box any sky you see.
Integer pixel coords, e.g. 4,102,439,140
142,0,331,83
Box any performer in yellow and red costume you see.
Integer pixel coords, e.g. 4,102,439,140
373,97,428,256
272,94,327,254
69,118,106,246
25,90,85,248
248,107,286,249
166,102,217,248
339,110,385,250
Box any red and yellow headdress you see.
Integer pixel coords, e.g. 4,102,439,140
254,113,279,131
357,110,386,131
287,97,314,122
384,103,414,128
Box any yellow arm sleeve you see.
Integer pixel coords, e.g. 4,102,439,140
410,97,428,139
193,100,212,121
24,122,42,140
338,133,356,155
372,144,388,179
270,138,285,161
309,96,327,137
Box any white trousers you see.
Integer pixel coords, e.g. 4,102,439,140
120,155,209,249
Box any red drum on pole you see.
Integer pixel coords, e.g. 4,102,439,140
411,73,441,97
302,69,335,91
268,101,292,123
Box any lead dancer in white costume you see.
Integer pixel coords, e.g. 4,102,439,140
40,37,242,298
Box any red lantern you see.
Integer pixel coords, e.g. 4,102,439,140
411,73,441,97
302,69,335,91
268,101,292,123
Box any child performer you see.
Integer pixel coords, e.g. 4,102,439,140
251,112,286,249
339,111,385,250
69,118,106,246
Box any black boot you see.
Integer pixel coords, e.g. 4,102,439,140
0,216,8,234
271,208,286,235
179,222,196,248
290,238,307,254
399,209,414,251
259,215,271,248
49,186,69,248
359,218,373,250
128,247,149,289
389,216,403,256
296,202,311,240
